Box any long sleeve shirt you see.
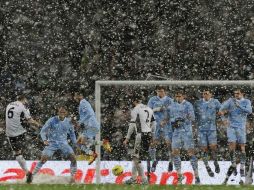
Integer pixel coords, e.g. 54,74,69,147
148,96,173,127
78,99,100,138
219,97,252,128
40,116,77,144
195,98,221,131
170,100,195,132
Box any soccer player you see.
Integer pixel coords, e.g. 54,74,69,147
5,95,40,181
123,95,156,184
73,91,111,165
170,90,200,184
26,105,77,183
147,85,173,172
218,88,252,184
194,89,221,177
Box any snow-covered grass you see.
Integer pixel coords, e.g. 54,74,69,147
1,184,254,190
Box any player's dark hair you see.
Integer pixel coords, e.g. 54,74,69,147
175,89,185,95
156,85,166,91
73,89,85,96
233,87,244,93
132,94,142,102
17,95,26,101
56,105,69,118
56,104,69,112
202,88,213,94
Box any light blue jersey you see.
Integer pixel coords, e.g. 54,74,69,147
148,96,173,140
195,98,221,146
220,98,252,128
195,98,221,131
148,96,173,123
220,97,252,144
170,100,195,132
40,116,77,157
78,99,100,138
170,100,195,149
40,116,77,144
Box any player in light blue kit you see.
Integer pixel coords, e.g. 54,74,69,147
26,105,77,184
73,91,111,165
194,89,221,177
218,88,252,184
147,86,174,172
170,90,200,184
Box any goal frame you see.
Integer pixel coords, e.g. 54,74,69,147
94,80,254,184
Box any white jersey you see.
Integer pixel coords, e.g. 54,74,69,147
5,101,31,137
131,103,154,133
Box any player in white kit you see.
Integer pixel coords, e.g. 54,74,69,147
5,95,40,180
123,95,156,185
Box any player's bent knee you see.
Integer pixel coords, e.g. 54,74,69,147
41,155,48,163
15,152,23,157
201,146,208,152
77,136,85,144
69,154,77,162
71,159,77,165
172,149,180,155
187,149,195,155
41,159,47,164
133,157,140,164
14,150,22,157
165,140,171,147
209,144,217,150
239,144,246,151
229,142,236,149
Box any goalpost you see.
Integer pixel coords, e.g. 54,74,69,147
94,80,254,184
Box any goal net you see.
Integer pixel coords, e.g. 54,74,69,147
94,80,254,184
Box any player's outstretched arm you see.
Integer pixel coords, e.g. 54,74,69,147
23,106,41,128
27,118,41,128
40,119,52,142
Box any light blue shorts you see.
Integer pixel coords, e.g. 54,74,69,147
172,130,194,150
227,126,246,144
42,142,74,158
81,118,100,138
198,130,217,146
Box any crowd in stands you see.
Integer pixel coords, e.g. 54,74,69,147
0,0,254,160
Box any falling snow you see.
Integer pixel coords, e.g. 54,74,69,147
0,0,254,167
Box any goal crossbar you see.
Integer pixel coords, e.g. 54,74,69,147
94,80,254,184
96,80,254,86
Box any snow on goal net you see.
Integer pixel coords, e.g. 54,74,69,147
94,80,254,183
